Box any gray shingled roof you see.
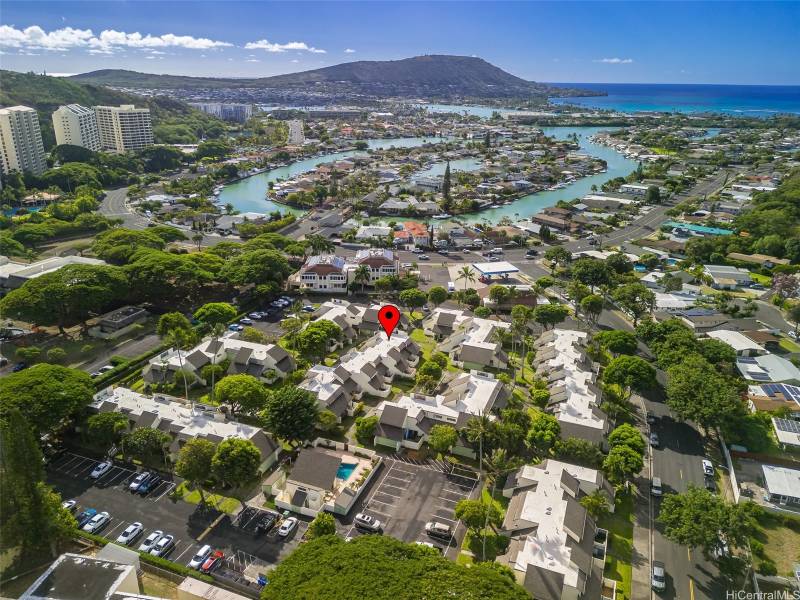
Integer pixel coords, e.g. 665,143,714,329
289,449,341,490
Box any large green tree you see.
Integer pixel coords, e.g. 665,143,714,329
86,412,128,449
295,320,342,361
602,444,644,485
666,354,742,431
306,512,337,540
221,249,293,287
0,409,77,558
603,355,656,399
123,427,170,464
0,365,94,435
174,438,216,504
526,411,560,457
532,303,570,329
194,302,238,327
261,535,529,600
612,283,655,326
92,228,167,264
594,330,638,356
214,374,269,416
428,424,458,456
211,438,262,500
0,264,128,334
658,486,761,558
261,386,319,446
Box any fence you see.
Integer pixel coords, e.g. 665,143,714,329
719,433,740,503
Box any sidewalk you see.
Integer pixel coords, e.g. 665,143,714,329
630,394,653,600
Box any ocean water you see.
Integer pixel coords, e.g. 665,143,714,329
549,83,800,117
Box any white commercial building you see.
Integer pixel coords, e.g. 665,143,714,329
0,105,47,175
94,105,153,153
52,104,101,151
0,255,105,290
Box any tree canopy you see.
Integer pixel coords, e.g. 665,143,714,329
194,302,238,327
261,386,319,446
211,437,262,491
214,374,269,416
0,365,94,435
260,535,529,600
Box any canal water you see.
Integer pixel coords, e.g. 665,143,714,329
219,110,638,224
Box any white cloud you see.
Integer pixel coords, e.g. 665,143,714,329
291,59,300,63
245,58,260,63
593,57,634,64
344,48,355,53
49,72,76,77
0,24,232,53
245,39,325,53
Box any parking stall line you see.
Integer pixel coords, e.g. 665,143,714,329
437,496,460,504
106,519,127,537
150,482,175,502
174,542,196,563
56,454,83,471
370,497,398,509
70,459,98,476
432,514,456,524
380,482,407,492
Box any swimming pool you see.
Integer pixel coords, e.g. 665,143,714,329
336,463,357,480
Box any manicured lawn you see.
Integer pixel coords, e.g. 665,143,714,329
461,529,510,562
410,328,436,360
750,272,772,286
172,482,240,514
598,494,634,600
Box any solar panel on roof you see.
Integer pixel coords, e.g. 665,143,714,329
739,357,757,364
775,418,800,434
749,372,771,381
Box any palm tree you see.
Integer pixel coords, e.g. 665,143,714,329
167,328,192,404
306,234,334,255
465,413,493,481
208,323,225,403
353,265,371,293
456,266,476,291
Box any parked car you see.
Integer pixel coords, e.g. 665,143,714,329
651,477,663,497
277,517,298,537
525,249,538,257
704,476,717,492
12,362,27,372
90,461,113,479
61,499,77,513
254,513,278,536
418,254,430,260
651,560,666,592
150,534,175,557
76,508,96,527
116,522,144,546
200,550,224,573
302,305,315,312
649,433,660,448
248,312,264,320
354,513,382,533
239,318,253,325
228,324,244,332
412,248,424,254
138,530,163,553
98,365,114,374
188,544,213,569
425,521,452,540
137,474,162,495
702,459,714,476
128,471,151,492
415,541,443,553
82,511,110,533
646,414,657,425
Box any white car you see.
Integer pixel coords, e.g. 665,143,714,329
150,534,175,557
354,513,382,533
138,530,163,553
90,461,113,479
82,511,110,533
239,318,253,325
702,459,714,477
277,517,298,537
188,544,213,569
115,522,143,546
61,499,77,513
128,471,151,492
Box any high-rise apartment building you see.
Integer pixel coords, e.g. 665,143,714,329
189,102,253,123
52,104,101,151
94,105,154,153
0,105,47,176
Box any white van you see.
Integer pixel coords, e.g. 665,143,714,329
447,281,456,292
651,477,663,497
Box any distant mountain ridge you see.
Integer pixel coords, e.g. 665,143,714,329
70,55,601,99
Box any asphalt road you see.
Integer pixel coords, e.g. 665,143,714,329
638,393,727,600
100,188,149,229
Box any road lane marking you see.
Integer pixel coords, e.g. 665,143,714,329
689,577,695,600
679,469,683,480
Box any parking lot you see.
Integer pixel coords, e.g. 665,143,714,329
47,452,305,581
343,456,479,559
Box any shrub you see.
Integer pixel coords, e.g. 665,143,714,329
46,347,67,363
757,560,777,576
109,355,128,366
355,415,378,445
81,344,94,354
749,539,765,559
15,346,41,362
353,402,366,417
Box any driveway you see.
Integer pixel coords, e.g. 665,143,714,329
340,456,479,560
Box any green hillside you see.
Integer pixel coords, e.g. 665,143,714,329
0,70,225,148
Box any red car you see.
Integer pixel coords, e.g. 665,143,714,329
200,550,224,574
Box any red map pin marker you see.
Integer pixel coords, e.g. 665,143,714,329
378,304,401,340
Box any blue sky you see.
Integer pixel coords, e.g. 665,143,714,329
1,1,798,84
